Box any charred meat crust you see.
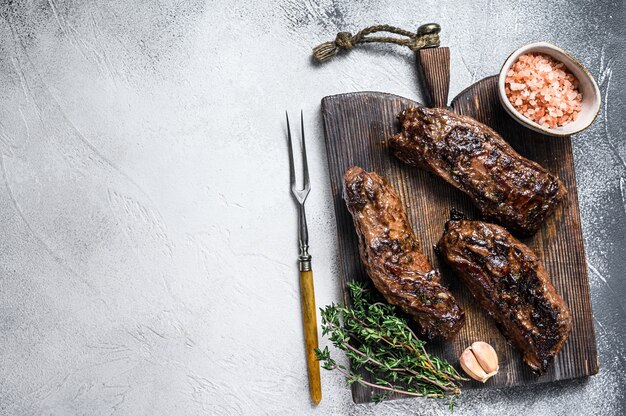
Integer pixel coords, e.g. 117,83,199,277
437,220,572,373
343,166,465,340
390,106,567,236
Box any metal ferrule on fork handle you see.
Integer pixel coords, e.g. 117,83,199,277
298,251,312,272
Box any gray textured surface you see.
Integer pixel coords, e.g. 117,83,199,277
0,1,624,415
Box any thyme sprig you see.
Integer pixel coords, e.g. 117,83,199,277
315,281,466,405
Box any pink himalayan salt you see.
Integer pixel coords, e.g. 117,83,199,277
505,53,583,128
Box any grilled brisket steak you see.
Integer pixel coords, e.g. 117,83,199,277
390,106,567,235
437,220,572,373
343,166,465,339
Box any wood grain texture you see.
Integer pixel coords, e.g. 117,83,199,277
299,270,322,405
417,47,451,108
321,77,598,404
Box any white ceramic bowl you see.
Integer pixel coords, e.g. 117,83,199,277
498,42,601,136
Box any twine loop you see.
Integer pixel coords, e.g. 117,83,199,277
312,23,441,63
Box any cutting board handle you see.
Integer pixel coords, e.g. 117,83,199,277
416,47,450,108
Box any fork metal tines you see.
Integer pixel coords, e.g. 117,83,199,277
286,110,311,272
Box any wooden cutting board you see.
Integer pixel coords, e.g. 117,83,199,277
321,48,598,404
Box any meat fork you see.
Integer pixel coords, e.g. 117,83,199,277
286,111,322,405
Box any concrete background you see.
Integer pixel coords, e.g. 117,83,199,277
0,1,624,415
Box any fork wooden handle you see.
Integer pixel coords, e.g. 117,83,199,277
299,269,322,405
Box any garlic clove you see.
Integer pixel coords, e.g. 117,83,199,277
459,347,488,382
471,341,499,376
459,342,500,383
